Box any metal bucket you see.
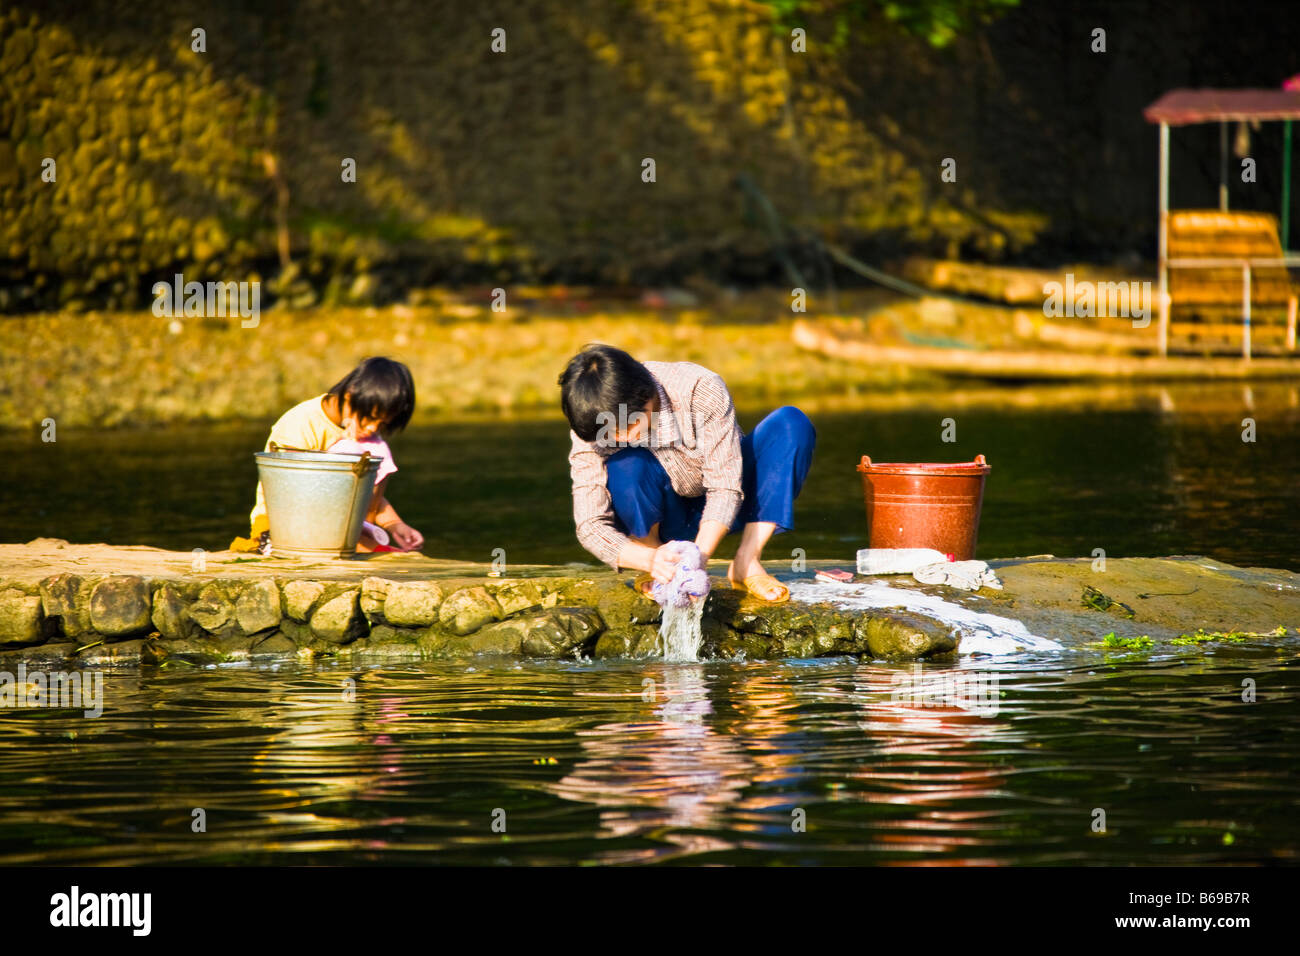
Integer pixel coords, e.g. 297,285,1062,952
254,445,381,558
856,455,991,560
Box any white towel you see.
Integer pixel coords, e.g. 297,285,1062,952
362,521,390,546
913,560,1003,591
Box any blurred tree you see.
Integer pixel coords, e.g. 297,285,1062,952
761,0,1021,48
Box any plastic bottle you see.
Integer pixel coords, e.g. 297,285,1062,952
856,548,954,575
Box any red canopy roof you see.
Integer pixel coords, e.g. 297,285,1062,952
1145,89,1300,125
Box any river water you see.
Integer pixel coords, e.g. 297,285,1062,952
0,385,1297,864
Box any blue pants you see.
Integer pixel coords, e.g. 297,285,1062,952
606,406,816,542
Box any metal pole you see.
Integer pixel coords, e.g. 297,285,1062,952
1242,263,1252,360
1283,120,1293,251
1220,121,1228,211
1158,122,1170,357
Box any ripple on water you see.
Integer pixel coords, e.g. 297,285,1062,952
0,652,1295,865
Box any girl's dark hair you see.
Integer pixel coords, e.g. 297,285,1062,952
328,357,416,434
558,344,657,442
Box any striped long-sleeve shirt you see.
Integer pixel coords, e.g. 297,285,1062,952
569,361,744,568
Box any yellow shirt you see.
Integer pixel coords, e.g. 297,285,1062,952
248,394,347,526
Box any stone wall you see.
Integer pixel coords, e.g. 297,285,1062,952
0,0,1037,311
0,567,958,665
4,0,1295,308
2,544,1297,666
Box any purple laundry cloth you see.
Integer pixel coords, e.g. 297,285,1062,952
650,540,711,608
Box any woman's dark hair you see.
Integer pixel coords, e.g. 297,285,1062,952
328,357,416,434
558,344,657,442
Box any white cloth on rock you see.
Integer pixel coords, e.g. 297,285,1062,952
913,559,1003,591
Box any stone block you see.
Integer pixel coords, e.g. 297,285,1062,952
438,586,501,635
0,589,43,644
88,575,151,637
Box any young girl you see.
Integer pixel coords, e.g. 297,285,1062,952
232,357,425,554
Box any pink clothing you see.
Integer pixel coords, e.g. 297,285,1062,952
326,436,398,486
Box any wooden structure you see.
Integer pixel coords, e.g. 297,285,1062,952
1166,210,1298,353
792,318,1300,382
1144,89,1300,357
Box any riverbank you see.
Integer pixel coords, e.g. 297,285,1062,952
1,543,1296,666
9,288,1300,431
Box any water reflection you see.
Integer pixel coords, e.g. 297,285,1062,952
550,665,753,861
843,663,1017,864
0,652,1295,865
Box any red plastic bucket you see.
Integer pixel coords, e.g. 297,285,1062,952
856,455,991,560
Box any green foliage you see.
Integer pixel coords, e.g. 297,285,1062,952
760,0,1021,48
1100,632,1153,651
1169,627,1286,645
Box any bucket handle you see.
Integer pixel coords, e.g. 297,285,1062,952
267,441,374,477
858,453,988,469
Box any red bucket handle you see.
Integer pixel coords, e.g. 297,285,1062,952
858,454,988,470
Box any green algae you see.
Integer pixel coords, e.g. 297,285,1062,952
1170,627,1288,646
1099,632,1152,651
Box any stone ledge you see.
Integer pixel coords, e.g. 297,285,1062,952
0,543,958,663
1,544,1297,666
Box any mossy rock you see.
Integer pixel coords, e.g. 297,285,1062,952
309,589,364,644
151,583,201,641
282,580,326,621
593,625,661,659
86,575,151,637
0,588,44,644
382,581,445,627
359,576,389,624
75,637,168,665
419,607,603,658
235,579,282,635
39,572,91,638
493,580,553,617
367,624,421,645
438,586,502,636
856,613,959,661
188,582,239,641
250,632,297,656
562,578,661,629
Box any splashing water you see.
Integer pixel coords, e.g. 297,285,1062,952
652,541,711,661
786,579,1064,656
659,597,706,662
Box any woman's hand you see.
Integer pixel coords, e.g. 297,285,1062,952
649,542,684,584
384,521,424,552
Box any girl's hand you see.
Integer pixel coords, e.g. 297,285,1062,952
385,521,424,552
